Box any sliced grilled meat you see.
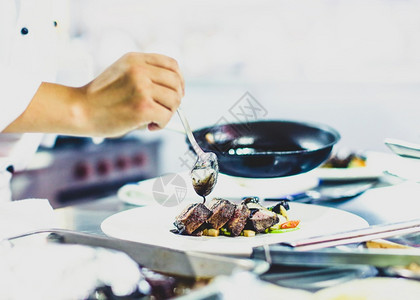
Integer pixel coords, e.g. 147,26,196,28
189,222,211,236
245,202,279,233
226,203,250,236
206,198,236,230
173,203,212,235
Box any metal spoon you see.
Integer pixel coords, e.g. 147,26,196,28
177,108,219,202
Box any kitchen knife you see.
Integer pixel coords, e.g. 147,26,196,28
6,229,269,279
252,244,420,268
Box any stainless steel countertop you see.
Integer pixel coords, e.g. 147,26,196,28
48,175,420,295
54,195,137,235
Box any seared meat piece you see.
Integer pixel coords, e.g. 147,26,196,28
226,204,250,236
173,203,212,235
189,222,209,236
206,198,236,230
245,202,279,233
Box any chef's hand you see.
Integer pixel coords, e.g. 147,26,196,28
81,52,185,135
3,52,184,137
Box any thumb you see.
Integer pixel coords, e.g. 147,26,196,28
148,122,161,131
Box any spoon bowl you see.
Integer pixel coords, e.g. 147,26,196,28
191,152,219,200
177,108,219,201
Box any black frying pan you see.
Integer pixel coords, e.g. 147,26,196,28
187,120,340,178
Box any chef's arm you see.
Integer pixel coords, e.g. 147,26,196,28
3,53,184,137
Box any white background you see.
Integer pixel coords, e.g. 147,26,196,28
64,0,420,174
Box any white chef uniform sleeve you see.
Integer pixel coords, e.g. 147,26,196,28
0,0,57,132
0,69,42,132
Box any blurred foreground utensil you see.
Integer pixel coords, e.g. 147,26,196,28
280,218,420,251
6,229,268,278
252,244,420,268
177,108,219,201
384,264,420,280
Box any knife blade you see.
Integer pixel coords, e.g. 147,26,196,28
6,229,269,279
252,244,420,268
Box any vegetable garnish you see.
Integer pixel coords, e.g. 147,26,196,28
219,227,231,236
280,220,300,229
267,227,300,234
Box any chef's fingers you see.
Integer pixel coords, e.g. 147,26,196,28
144,53,185,95
148,122,160,131
128,65,181,112
137,122,160,132
144,53,181,75
151,82,181,112
149,65,184,98
142,101,173,131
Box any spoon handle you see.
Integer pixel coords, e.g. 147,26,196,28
177,108,206,159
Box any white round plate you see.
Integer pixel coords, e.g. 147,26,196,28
311,167,383,181
101,202,368,257
310,151,386,181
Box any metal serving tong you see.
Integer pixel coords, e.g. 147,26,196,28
252,218,420,269
252,244,420,269
279,218,420,251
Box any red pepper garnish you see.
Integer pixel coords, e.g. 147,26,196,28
280,220,300,229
